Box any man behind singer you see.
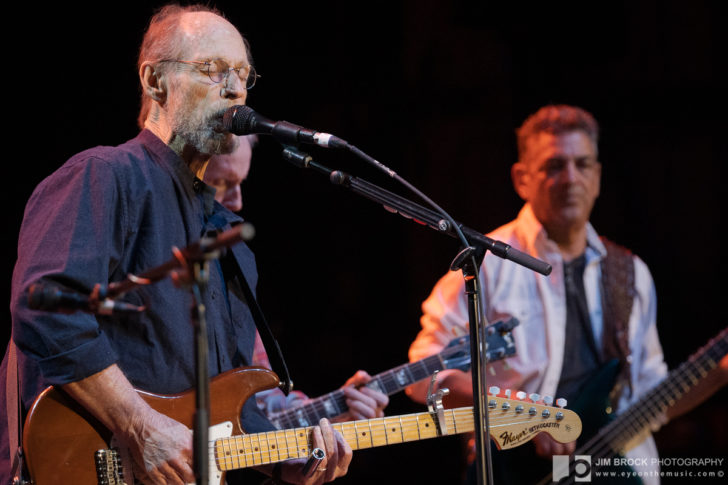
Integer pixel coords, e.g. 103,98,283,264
0,4,351,484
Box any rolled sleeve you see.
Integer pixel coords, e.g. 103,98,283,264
37,330,118,385
11,153,126,385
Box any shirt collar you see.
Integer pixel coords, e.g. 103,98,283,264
516,203,606,262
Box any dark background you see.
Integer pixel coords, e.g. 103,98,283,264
4,1,726,483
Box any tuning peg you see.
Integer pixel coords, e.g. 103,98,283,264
529,393,541,403
556,398,567,408
488,386,500,396
515,391,527,400
543,395,554,406
504,389,512,398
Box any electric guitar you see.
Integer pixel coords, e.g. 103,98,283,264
22,365,582,485
269,317,519,429
536,326,728,484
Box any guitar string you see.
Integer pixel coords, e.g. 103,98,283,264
209,409,476,468
268,332,508,429
271,352,444,428
210,409,566,467
572,337,726,463
554,333,727,485
205,407,569,469
274,335,506,430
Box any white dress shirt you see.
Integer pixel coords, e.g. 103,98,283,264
408,204,668,483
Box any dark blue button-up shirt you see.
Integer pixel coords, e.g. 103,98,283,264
1,130,275,482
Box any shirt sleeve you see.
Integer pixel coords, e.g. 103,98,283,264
11,155,127,386
407,269,472,401
409,269,471,363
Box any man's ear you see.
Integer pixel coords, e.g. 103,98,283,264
139,62,166,105
511,161,530,201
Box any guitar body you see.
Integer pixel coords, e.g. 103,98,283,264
23,366,280,485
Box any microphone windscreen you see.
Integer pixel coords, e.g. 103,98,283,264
223,105,256,135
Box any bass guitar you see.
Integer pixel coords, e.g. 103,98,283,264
536,326,728,484
23,365,581,485
269,317,519,429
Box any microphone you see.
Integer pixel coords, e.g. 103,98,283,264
223,105,348,149
28,284,145,316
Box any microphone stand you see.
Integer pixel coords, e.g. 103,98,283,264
176,254,213,485
281,146,551,485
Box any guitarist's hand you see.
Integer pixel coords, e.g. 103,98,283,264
278,418,353,484
532,432,576,458
338,370,389,421
125,407,195,485
61,364,195,484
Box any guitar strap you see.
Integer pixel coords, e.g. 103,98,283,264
599,237,636,405
5,339,25,483
222,250,293,395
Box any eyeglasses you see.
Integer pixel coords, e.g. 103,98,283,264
158,59,259,89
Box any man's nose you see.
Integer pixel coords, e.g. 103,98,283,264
221,73,247,101
558,160,579,182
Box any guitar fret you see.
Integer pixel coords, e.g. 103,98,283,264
284,429,297,461
683,367,699,385
234,436,245,469
243,434,254,467
294,427,309,458
231,435,241,469
380,373,399,394
366,377,385,395
216,438,231,471
412,359,430,382
269,431,280,463
254,431,264,465
363,420,374,448
353,421,362,449
264,431,274,465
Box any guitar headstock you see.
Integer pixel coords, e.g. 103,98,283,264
485,388,582,450
441,317,520,371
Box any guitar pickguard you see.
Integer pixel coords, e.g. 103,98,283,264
106,421,234,485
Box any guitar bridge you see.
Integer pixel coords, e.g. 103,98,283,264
94,448,127,485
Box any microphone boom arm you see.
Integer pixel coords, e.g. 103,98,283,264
282,147,551,276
